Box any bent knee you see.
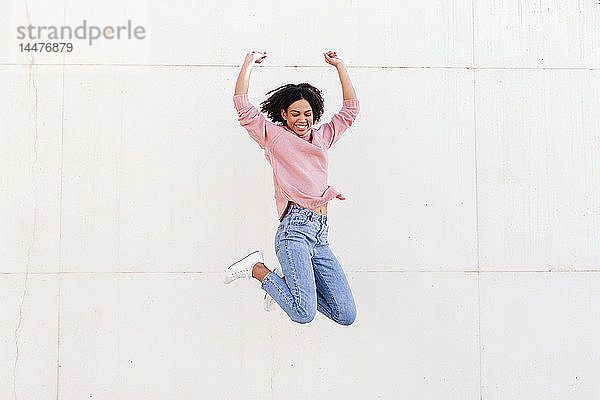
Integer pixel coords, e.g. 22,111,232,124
290,307,316,324
336,306,357,326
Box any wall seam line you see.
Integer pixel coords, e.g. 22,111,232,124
471,0,483,398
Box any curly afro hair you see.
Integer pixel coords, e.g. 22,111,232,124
259,83,325,126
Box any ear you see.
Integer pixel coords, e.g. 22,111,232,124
280,108,286,121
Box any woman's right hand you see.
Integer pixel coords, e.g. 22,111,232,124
245,51,267,66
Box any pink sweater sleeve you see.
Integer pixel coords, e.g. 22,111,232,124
233,94,277,149
318,99,360,149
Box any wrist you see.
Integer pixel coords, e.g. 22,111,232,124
242,63,255,75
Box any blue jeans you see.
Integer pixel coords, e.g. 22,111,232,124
261,204,357,325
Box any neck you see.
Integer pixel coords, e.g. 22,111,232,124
286,125,310,138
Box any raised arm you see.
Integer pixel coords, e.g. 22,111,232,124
233,51,278,150
323,51,357,100
234,51,267,95
317,51,359,148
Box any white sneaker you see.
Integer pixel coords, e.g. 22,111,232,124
223,250,264,284
263,267,282,311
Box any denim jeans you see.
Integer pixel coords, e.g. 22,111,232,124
261,204,357,325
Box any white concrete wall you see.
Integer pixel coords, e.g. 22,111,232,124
1,0,599,399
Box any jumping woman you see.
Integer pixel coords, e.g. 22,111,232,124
223,50,360,326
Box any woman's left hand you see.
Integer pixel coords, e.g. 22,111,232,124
324,51,344,67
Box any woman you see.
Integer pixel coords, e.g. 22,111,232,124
223,50,359,326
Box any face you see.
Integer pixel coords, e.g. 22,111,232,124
281,99,313,135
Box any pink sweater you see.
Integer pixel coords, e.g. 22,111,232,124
233,94,360,221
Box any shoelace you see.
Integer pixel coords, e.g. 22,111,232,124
231,266,251,279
